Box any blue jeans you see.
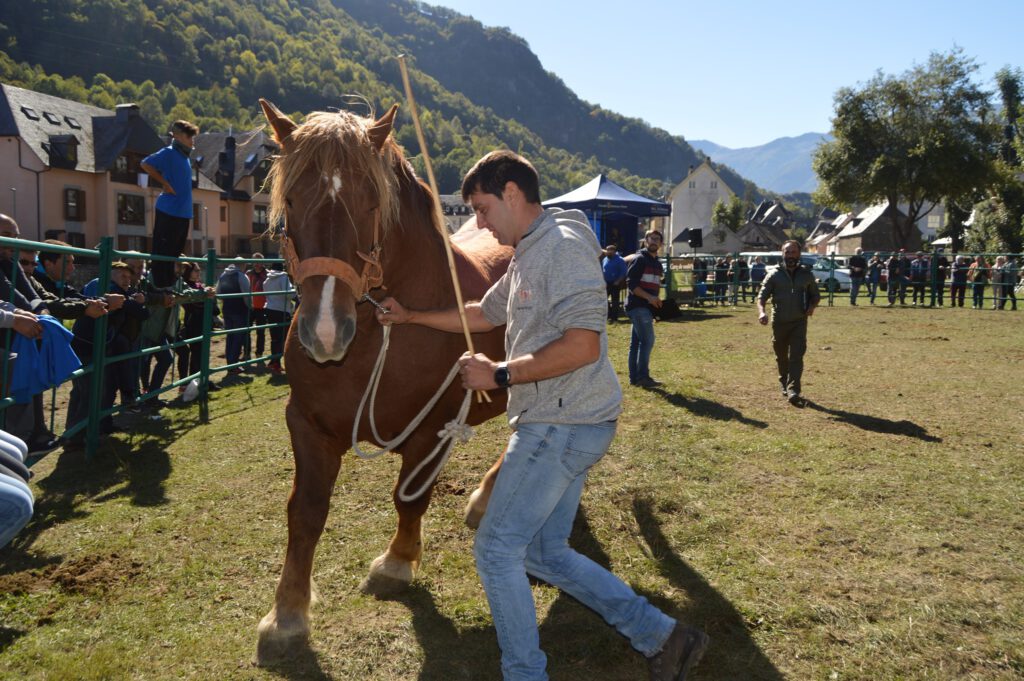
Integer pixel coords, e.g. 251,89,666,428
627,307,656,384
474,422,675,681
850,278,864,304
224,312,249,365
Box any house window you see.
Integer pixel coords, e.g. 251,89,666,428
20,106,39,121
253,205,269,234
220,206,227,222
66,232,86,248
65,116,81,129
688,181,696,189
710,181,718,189
43,111,61,125
118,235,150,252
64,188,86,221
117,193,146,225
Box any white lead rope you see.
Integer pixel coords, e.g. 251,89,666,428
351,324,475,502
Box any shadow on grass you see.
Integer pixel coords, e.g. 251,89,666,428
374,505,781,680
632,496,785,680
648,387,769,429
802,399,942,443
0,412,191,572
0,625,27,654
656,310,734,324
260,641,330,681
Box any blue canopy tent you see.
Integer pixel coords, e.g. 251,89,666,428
542,174,671,254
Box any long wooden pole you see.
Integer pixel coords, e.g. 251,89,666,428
396,55,490,404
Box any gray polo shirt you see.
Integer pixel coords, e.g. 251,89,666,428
480,208,622,428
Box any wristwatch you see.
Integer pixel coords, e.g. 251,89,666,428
494,361,512,388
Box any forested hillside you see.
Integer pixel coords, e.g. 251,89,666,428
0,0,758,199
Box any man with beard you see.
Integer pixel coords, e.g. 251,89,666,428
625,230,665,388
757,240,820,406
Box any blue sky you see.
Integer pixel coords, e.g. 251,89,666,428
434,0,1023,149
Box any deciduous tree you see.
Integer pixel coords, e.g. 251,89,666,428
814,49,999,249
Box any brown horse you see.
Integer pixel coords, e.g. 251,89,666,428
255,99,510,663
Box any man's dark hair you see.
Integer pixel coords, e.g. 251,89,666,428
461,150,540,204
39,239,69,265
781,239,801,252
171,120,199,137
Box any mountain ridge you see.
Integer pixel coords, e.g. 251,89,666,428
690,132,831,194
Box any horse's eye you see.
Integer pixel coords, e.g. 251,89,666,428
286,198,293,208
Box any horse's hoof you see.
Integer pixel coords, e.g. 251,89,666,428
255,609,309,666
463,487,488,529
360,553,414,596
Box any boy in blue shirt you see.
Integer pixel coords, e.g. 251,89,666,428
141,120,198,289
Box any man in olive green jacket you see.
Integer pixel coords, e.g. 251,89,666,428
757,240,820,405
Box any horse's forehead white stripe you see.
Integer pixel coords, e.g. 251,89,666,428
323,172,344,201
315,276,337,349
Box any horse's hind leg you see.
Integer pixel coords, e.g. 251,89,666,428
464,448,506,529
257,422,342,665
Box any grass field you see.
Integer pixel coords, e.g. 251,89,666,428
0,301,1021,680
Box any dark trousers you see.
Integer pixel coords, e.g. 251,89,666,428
65,341,93,442
104,335,137,420
143,336,173,394
605,283,623,321
224,312,249,365
151,209,191,288
175,325,203,381
911,281,926,304
772,318,808,394
266,309,288,362
250,308,268,357
972,283,986,308
888,278,907,304
950,283,966,307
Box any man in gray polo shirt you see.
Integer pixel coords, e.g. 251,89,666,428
378,150,707,681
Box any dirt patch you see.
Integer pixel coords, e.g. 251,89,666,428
0,553,144,595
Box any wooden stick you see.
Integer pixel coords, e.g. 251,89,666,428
396,55,491,404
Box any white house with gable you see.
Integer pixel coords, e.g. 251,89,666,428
667,159,743,255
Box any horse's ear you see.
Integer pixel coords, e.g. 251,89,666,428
260,98,297,145
368,104,399,151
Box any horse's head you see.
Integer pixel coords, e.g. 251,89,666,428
261,99,401,363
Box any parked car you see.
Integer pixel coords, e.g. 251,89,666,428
811,259,852,292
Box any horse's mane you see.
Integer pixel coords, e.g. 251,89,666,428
266,110,403,236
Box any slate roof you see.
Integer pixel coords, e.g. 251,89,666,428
193,128,278,193
835,202,907,238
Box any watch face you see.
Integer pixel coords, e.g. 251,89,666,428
495,366,510,388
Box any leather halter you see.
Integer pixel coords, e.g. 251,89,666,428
279,211,384,298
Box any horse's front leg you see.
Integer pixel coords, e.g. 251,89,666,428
359,429,446,596
257,414,342,664
463,448,506,529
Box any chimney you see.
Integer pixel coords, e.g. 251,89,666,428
115,103,140,122
216,135,237,192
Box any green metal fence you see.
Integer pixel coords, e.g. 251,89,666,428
0,235,293,464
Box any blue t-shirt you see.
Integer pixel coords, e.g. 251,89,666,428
142,145,194,218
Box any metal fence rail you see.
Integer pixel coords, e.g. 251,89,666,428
0,235,294,463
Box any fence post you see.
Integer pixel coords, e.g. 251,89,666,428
198,248,217,424
85,237,113,458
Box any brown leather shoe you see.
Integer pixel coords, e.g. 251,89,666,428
648,623,709,681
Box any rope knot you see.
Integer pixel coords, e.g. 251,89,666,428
438,420,474,443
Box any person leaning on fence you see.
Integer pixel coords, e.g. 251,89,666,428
139,260,215,410
245,255,269,367
0,216,64,456
261,261,293,375
758,240,820,406
968,256,989,309
35,241,113,319
140,120,199,290
216,258,252,374
174,262,220,392
949,255,969,307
